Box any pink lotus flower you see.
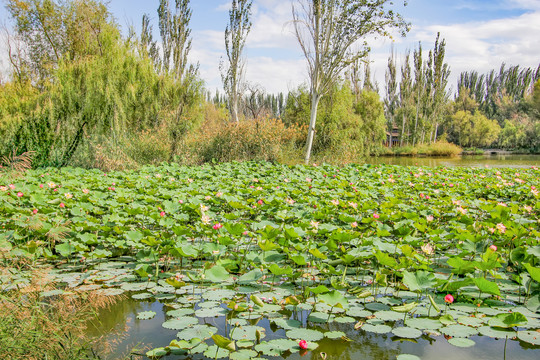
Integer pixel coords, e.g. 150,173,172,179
160,211,166,217
373,213,380,219
489,245,497,251
213,223,223,230
59,203,65,208
444,294,454,304
9,184,15,190
17,192,23,197
39,184,44,188
32,209,38,214
351,222,358,228
242,231,249,236
426,215,434,222
298,340,308,350
257,199,264,205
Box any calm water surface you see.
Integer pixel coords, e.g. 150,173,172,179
364,154,540,168
91,298,540,360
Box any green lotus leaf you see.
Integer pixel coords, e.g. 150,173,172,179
136,311,156,320
361,324,392,334
402,270,437,292
229,349,259,360
146,347,168,359
237,269,263,283
405,317,443,330
255,339,298,356
365,302,390,311
203,345,230,359
204,265,230,283
488,312,527,328
285,328,324,341
517,330,540,345
176,325,217,341
473,277,501,296
441,324,479,338
457,316,485,327
162,317,198,330
272,318,302,330
392,327,423,339
231,325,266,341
448,338,476,348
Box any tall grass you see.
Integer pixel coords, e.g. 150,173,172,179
0,269,126,360
187,116,306,164
381,141,462,157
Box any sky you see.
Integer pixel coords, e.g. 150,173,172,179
1,0,540,95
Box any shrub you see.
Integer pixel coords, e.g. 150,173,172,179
188,116,306,163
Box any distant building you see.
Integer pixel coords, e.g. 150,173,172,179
385,126,401,147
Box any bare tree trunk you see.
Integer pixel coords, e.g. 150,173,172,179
304,92,320,164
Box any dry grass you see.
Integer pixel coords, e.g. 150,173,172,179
187,116,306,164
0,149,35,181
0,269,125,360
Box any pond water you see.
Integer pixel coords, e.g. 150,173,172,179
92,296,540,360
364,154,540,168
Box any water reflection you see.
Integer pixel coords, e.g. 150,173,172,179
91,298,540,360
364,154,540,168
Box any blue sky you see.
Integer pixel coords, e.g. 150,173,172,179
2,0,540,94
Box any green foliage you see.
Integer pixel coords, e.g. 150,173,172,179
283,85,386,161
447,110,501,148
1,0,205,169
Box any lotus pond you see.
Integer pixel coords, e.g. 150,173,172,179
1,162,540,360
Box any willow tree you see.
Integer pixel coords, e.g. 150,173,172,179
292,0,409,164
221,0,252,123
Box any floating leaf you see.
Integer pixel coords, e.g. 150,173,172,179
488,312,527,328
177,325,217,341
441,324,479,338
362,324,392,334
392,327,423,339
285,328,324,341
448,338,476,348
136,311,156,320
517,330,540,346
162,317,198,330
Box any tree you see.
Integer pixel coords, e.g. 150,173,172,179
221,0,252,123
291,0,409,164
5,0,118,85
384,47,398,147
157,0,193,80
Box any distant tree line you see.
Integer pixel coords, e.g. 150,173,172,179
1,0,539,171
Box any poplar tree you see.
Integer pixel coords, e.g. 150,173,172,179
221,0,253,123
291,0,409,164
385,47,398,147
